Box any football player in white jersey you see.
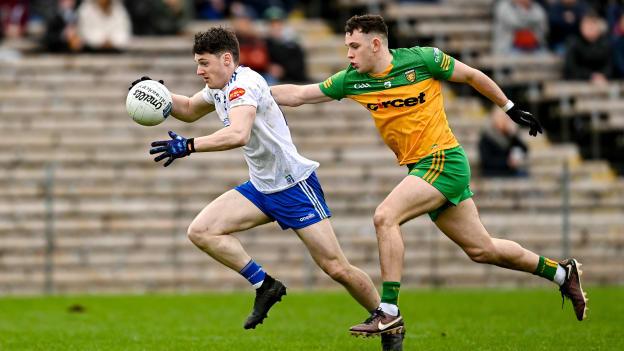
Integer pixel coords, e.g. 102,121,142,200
131,27,380,330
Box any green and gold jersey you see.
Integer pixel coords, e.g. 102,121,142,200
319,46,459,165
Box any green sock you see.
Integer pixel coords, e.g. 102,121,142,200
381,281,401,305
533,256,559,281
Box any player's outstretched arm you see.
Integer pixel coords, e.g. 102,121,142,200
448,60,543,136
148,105,255,167
271,83,332,107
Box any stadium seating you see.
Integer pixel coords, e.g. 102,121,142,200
1,13,623,295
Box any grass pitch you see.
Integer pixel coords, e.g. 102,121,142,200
1,286,622,350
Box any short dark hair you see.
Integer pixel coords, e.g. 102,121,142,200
345,14,388,38
193,27,240,64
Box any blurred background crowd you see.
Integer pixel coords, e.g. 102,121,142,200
0,0,314,84
0,0,622,207
1,1,622,83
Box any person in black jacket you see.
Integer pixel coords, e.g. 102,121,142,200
479,108,529,177
546,0,590,53
563,11,613,83
124,0,187,36
264,6,308,83
42,0,83,52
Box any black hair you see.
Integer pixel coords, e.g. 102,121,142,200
345,14,388,38
193,27,240,64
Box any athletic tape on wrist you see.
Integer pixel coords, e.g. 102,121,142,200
502,100,514,112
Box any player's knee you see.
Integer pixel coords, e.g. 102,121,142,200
187,225,204,246
187,222,221,245
373,206,395,229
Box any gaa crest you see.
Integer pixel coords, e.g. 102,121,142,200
405,69,416,83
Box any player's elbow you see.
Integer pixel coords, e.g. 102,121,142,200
232,130,251,146
186,113,204,123
177,114,199,123
238,134,251,146
287,91,305,107
293,96,307,107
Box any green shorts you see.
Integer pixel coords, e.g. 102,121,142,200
407,146,474,221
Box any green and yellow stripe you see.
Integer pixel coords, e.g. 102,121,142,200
323,77,333,89
422,150,446,184
441,54,452,71
544,258,559,268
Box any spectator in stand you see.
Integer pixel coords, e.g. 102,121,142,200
242,0,274,19
29,0,54,23
586,0,619,18
231,3,273,82
42,0,83,52
605,0,623,30
613,12,624,78
195,0,228,20
77,0,132,53
0,0,28,39
547,0,590,54
125,0,189,35
264,6,307,83
563,11,612,84
478,108,529,178
493,0,549,54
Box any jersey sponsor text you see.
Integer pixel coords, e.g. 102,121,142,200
366,92,426,111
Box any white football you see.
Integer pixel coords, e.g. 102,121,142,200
126,80,173,126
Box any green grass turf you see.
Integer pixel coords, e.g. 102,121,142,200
0,286,622,351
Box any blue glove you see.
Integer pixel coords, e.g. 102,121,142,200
149,131,195,167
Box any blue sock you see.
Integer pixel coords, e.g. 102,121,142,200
240,259,266,289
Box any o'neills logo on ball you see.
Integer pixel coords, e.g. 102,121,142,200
133,88,164,110
163,102,172,117
228,88,245,101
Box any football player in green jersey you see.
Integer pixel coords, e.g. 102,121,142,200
271,14,587,351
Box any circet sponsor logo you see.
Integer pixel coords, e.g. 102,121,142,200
228,87,246,101
366,92,426,111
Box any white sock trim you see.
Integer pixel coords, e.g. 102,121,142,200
379,302,399,316
252,280,264,289
553,265,566,286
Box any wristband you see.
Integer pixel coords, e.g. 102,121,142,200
501,100,514,112
187,138,196,153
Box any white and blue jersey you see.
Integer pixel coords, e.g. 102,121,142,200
202,66,330,229
202,66,318,193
